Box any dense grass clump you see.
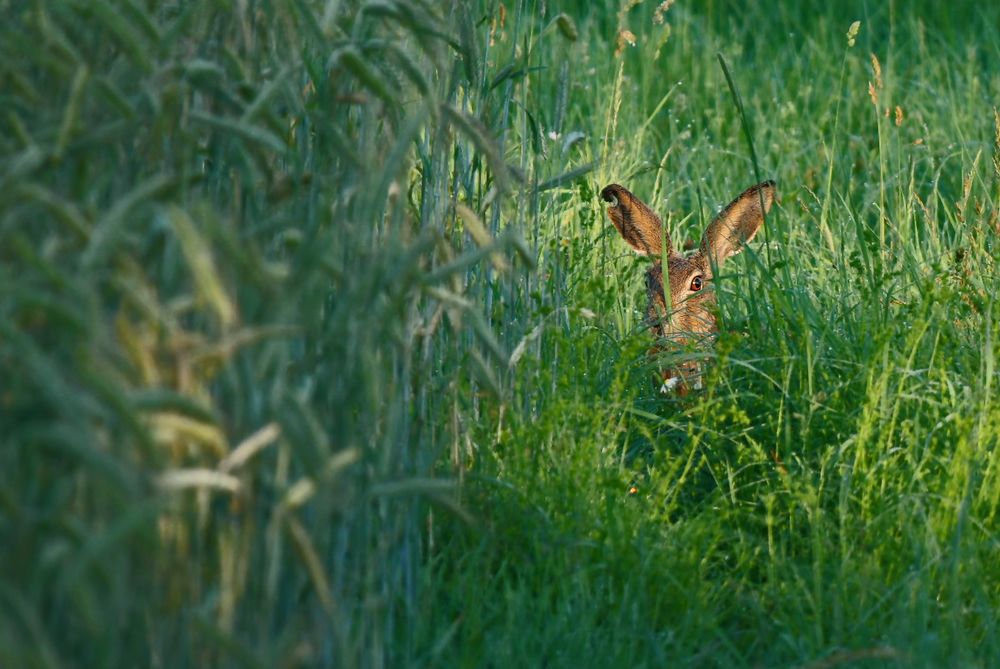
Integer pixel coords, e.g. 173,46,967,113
3,0,1000,667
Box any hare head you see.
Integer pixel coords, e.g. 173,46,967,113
600,180,776,392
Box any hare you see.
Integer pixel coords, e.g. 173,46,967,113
600,180,776,393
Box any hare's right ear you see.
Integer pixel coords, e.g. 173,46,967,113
701,180,775,266
601,184,671,257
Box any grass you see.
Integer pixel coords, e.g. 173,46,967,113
2,0,1000,667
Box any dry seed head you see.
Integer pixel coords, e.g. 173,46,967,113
895,105,904,126
868,81,878,106
653,0,676,25
617,0,643,23
614,0,642,55
490,4,507,46
870,53,883,89
616,29,637,56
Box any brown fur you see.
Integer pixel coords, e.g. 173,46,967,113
601,180,776,392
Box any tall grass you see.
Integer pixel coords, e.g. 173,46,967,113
3,0,1000,667
0,1,527,666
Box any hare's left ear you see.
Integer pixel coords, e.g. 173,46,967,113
701,180,775,266
601,184,670,257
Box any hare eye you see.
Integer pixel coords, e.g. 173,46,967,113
690,275,704,291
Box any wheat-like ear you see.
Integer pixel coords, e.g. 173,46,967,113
700,181,775,266
601,184,671,257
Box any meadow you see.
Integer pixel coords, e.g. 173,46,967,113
2,0,1000,667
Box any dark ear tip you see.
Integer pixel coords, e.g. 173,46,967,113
600,184,624,203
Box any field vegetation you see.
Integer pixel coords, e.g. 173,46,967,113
3,0,1000,667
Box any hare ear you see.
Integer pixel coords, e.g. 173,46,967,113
601,184,671,257
701,180,775,266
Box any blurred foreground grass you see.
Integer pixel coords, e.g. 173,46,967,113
3,1,1000,667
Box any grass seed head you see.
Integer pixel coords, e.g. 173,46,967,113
993,107,1000,176
616,29,637,56
653,0,676,25
847,20,861,46
871,53,883,89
